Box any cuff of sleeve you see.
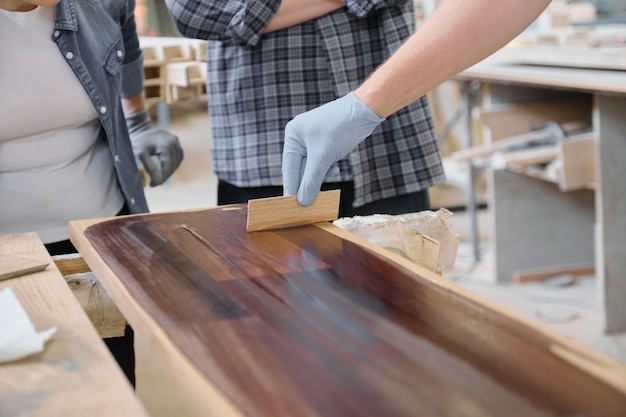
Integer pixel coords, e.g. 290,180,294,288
234,1,282,46
343,0,400,18
121,51,145,99
348,92,386,123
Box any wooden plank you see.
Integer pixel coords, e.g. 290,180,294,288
246,189,340,232
503,145,559,169
52,254,126,338
455,60,626,95
0,254,48,281
559,135,598,191
64,273,127,339
0,233,148,417
513,263,595,284
479,100,592,142
496,46,626,71
53,254,91,275
69,208,626,417
452,121,589,162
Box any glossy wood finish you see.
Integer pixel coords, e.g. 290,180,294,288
77,206,626,417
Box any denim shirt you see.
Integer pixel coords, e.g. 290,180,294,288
52,0,149,213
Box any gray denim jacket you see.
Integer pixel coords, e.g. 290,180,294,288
52,0,149,213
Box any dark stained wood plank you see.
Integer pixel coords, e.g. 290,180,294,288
79,205,626,417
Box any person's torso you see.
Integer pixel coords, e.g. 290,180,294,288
0,2,139,243
203,3,444,206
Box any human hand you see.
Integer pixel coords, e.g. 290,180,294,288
282,92,385,205
125,109,184,187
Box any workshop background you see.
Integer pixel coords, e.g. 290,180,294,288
136,0,626,416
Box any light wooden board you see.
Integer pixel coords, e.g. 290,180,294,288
0,233,148,417
52,254,91,275
513,263,595,284
69,208,626,417
559,135,598,191
247,189,340,232
0,254,48,281
456,59,626,95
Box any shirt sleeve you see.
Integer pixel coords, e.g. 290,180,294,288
343,0,407,18
120,0,144,98
165,0,281,46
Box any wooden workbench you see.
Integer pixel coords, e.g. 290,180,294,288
453,50,626,332
0,233,149,417
69,206,626,417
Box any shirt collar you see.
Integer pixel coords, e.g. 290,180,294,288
54,0,77,31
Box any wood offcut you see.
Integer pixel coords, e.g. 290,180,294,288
0,254,48,281
246,189,340,232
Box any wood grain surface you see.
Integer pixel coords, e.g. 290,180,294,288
0,253,48,281
247,189,340,232
75,206,626,417
0,233,148,417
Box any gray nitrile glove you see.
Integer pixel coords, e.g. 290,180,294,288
125,109,184,187
282,92,385,206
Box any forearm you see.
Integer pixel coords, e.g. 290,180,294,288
355,0,551,117
264,0,345,33
166,0,280,45
121,95,146,116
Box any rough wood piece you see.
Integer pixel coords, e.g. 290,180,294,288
479,98,592,141
333,208,459,273
70,208,626,417
64,272,127,338
497,145,559,170
166,62,207,103
247,189,340,232
513,263,595,284
452,120,588,162
559,135,598,191
53,254,91,275
0,254,48,281
0,233,148,417
53,254,126,338
161,44,192,63
166,62,205,87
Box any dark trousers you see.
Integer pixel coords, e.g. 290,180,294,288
218,180,430,217
44,205,135,387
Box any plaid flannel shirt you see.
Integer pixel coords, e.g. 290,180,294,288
166,0,445,207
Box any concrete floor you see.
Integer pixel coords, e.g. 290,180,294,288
144,101,626,367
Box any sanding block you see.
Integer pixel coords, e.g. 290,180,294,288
247,189,341,232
